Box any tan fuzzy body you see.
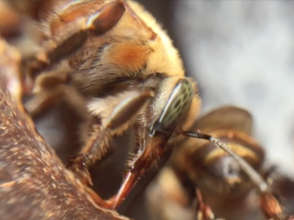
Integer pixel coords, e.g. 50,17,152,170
22,0,201,210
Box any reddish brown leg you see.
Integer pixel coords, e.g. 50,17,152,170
259,168,294,220
105,134,170,209
195,189,218,220
259,192,294,220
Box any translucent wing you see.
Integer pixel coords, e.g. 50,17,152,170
195,105,253,135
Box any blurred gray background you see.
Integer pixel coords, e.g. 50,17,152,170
138,0,294,176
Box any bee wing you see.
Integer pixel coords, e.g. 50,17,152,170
195,106,253,135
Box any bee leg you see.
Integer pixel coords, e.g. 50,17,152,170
263,168,294,219
21,0,125,81
25,84,86,118
68,125,108,186
105,133,172,209
68,89,153,188
89,0,125,35
25,89,62,117
23,62,86,117
258,168,289,220
259,192,285,220
194,188,221,220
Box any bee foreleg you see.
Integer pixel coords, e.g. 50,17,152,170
194,188,224,220
108,134,171,209
68,89,153,187
25,84,86,117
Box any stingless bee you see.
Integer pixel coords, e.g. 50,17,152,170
18,0,287,217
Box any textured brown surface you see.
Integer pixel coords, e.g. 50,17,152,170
0,39,128,220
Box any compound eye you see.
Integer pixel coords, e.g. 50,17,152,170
150,78,194,136
222,157,241,180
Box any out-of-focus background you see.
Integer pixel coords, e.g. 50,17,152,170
138,0,294,176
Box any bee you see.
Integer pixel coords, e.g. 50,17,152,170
147,106,292,220
20,0,200,209
18,0,285,216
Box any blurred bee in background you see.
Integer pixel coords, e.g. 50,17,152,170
173,106,264,219
147,106,294,220
3,0,290,219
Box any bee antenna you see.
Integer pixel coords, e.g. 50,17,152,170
182,130,269,193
